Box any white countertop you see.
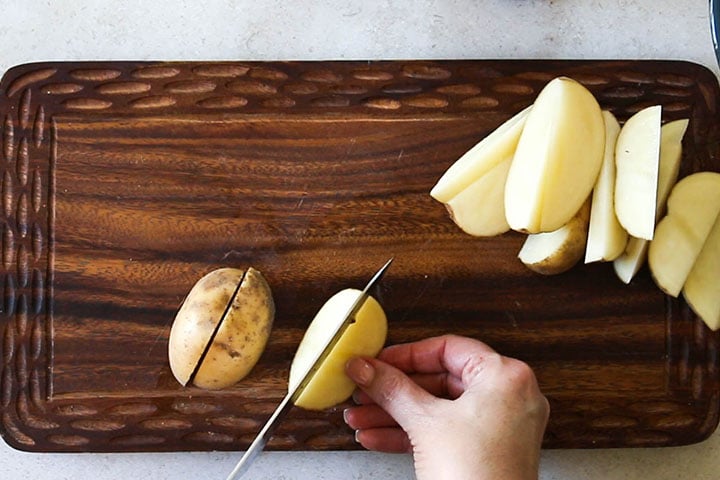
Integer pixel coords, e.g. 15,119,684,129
2,1,719,478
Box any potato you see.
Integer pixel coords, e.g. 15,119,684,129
444,153,512,237
430,106,530,203
168,267,275,390
584,111,627,263
289,289,387,411
614,105,662,240
518,198,591,275
504,77,604,233
683,215,720,330
613,118,688,283
648,172,720,297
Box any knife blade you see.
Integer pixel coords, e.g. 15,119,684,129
225,258,394,480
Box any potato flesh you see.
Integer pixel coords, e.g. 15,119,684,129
289,289,387,411
168,267,275,390
613,119,688,283
430,106,530,203
683,215,720,330
518,198,591,275
445,153,512,237
614,106,662,240
648,172,720,297
504,77,604,233
585,111,626,263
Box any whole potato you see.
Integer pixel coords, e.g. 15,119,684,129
168,267,275,389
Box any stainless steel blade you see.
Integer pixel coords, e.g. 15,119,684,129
225,258,394,480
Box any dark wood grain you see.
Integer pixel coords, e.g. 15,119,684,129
0,60,718,452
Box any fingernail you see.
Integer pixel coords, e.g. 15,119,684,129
342,408,350,425
346,357,375,387
354,429,361,444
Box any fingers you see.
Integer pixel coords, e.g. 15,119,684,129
344,404,397,430
352,372,464,405
378,335,497,380
354,427,411,453
345,356,436,427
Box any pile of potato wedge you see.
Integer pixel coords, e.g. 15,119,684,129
431,76,720,330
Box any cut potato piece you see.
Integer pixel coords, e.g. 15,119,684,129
430,106,530,203
683,215,720,330
585,111,626,263
289,289,387,411
505,77,604,233
613,119,688,283
518,198,591,275
614,105,662,240
648,172,720,297
444,153,512,236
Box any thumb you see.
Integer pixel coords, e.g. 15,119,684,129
345,356,437,427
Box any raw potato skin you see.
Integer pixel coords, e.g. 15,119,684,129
518,199,591,275
168,267,275,390
289,289,387,411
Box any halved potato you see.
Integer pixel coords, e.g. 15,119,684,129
289,289,387,411
168,267,275,390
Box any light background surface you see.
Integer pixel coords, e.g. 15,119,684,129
1,1,719,478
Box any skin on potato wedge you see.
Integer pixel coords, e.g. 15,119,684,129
518,198,591,275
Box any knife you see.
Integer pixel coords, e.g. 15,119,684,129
225,258,394,480
711,0,720,67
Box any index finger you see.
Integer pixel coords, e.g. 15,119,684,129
377,334,497,377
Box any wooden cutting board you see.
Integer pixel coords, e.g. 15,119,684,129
0,60,718,453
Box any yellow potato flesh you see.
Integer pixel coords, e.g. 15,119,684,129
504,77,604,233
168,267,275,390
649,172,720,297
289,289,387,411
614,105,662,240
445,153,512,237
683,215,720,330
430,106,530,203
613,119,688,283
585,111,626,263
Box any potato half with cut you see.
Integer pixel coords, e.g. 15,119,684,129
168,267,275,390
289,288,387,411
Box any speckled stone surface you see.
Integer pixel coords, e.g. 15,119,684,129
1,1,719,479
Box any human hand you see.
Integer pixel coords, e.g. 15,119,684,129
343,334,549,480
